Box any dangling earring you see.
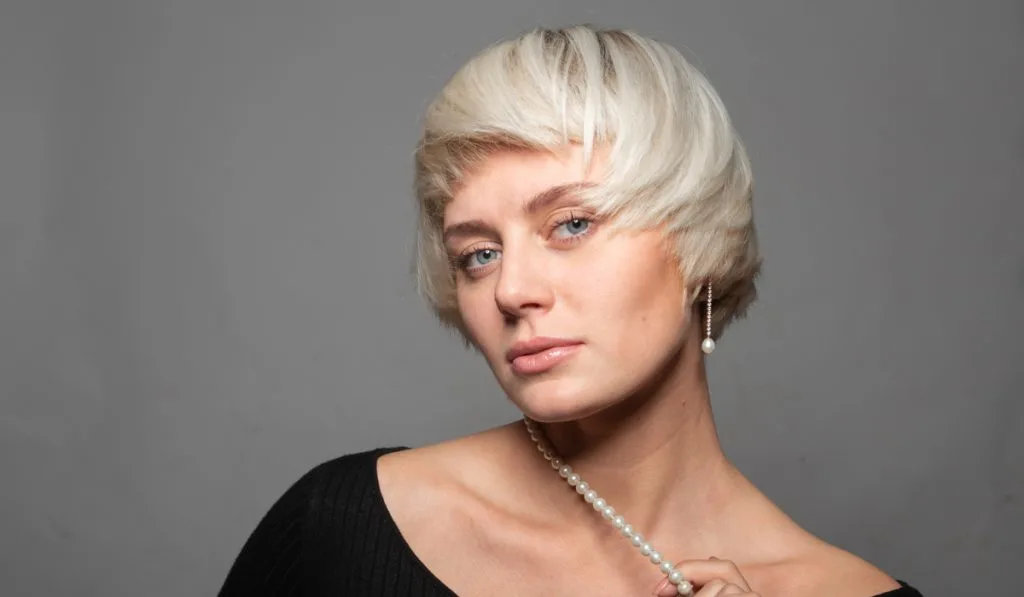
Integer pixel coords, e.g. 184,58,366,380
701,282,715,355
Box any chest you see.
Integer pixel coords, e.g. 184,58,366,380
395,519,681,597
431,546,657,595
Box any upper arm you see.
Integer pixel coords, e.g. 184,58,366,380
218,466,323,597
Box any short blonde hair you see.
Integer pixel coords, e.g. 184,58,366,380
414,25,761,342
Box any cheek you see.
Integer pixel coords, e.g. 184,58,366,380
456,282,504,352
576,242,689,340
456,285,488,331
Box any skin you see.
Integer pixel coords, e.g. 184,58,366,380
377,146,902,597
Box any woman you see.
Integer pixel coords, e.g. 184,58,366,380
220,25,923,596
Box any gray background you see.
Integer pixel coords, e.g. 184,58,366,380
3,0,1022,595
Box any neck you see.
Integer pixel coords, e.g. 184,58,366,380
526,342,745,552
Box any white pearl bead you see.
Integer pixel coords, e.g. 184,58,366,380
701,337,716,354
524,415,698,594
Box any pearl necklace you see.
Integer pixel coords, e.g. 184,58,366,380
524,417,694,595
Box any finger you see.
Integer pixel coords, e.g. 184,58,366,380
694,581,756,597
655,576,696,597
655,580,689,597
674,559,751,591
652,558,754,597
693,579,726,596
655,580,757,597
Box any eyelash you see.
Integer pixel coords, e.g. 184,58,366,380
452,211,596,274
549,211,594,244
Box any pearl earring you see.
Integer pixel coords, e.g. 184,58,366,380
701,282,715,355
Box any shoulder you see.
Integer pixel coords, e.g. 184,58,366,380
375,437,487,523
375,425,527,539
290,446,410,523
219,447,408,596
760,542,906,597
239,446,410,538
376,424,523,496
302,446,408,489
265,447,407,513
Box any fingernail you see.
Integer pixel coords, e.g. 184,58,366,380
653,579,677,597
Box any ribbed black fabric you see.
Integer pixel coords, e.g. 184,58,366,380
218,447,924,596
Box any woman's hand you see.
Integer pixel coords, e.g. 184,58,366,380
652,556,760,597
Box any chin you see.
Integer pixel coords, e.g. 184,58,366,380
507,375,617,423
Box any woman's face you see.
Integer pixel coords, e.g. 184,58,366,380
443,146,697,422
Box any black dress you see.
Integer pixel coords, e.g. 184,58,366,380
219,448,924,596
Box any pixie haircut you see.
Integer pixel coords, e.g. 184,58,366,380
414,25,761,342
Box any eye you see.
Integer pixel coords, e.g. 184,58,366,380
461,247,501,270
552,215,592,240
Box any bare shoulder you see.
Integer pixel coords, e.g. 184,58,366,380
375,424,522,533
374,425,534,594
377,424,521,490
762,541,902,597
376,435,475,512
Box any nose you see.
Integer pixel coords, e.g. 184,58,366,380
493,243,554,320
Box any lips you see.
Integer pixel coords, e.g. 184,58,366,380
506,337,583,375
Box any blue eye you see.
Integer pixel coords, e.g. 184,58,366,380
464,248,501,269
553,217,591,239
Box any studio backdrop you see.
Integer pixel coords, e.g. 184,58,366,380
2,1,1021,595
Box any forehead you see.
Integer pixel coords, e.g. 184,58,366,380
445,145,603,223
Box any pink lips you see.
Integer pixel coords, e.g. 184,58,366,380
506,337,584,375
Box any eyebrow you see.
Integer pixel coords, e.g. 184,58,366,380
442,182,595,244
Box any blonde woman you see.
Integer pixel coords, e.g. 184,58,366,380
221,25,924,597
